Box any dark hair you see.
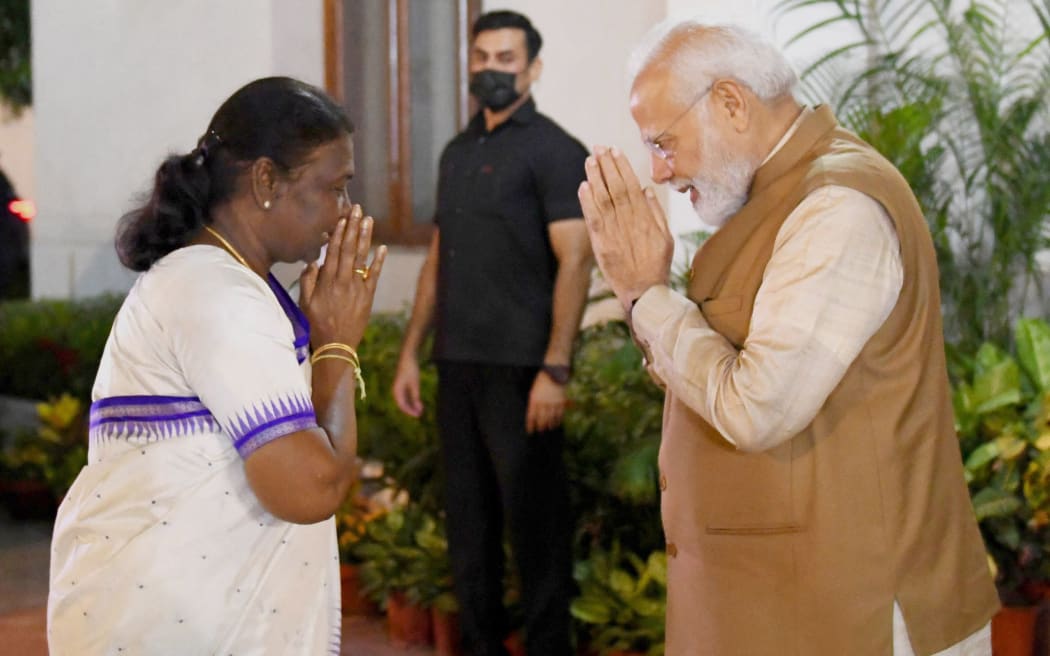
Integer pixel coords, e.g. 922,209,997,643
472,10,542,61
116,77,353,272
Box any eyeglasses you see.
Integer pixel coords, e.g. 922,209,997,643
644,84,714,162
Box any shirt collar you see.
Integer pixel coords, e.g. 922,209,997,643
760,105,809,166
467,97,538,135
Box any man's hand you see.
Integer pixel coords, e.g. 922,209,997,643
578,146,673,312
526,371,567,434
392,355,424,418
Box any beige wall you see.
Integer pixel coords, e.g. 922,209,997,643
484,0,664,193
478,0,831,257
483,0,701,251
31,0,323,299
23,0,958,306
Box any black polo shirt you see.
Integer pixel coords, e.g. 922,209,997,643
433,98,588,366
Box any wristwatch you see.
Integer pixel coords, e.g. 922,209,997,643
541,363,572,385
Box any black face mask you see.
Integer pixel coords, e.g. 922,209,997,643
469,70,521,111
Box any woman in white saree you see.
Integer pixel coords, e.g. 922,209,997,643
47,77,387,655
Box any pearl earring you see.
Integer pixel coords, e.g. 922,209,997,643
263,200,271,210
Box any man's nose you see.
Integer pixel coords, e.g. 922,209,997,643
649,152,674,184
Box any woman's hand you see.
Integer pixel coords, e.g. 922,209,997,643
299,205,387,348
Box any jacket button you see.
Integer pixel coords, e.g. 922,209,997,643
667,542,678,558
659,474,667,491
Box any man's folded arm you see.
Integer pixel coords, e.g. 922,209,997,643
630,186,904,453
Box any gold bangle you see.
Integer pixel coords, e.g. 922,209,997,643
311,346,360,370
310,353,366,400
313,342,358,359
311,353,355,365
311,350,359,368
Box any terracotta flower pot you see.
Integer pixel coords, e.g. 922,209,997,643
386,590,432,647
339,564,379,616
0,478,57,520
503,631,526,656
1020,581,1050,604
431,608,463,656
992,605,1037,656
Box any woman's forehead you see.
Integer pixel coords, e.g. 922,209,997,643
296,135,354,177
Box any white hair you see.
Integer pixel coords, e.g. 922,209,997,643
627,19,798,104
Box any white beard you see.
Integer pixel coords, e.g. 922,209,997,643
674,120,759,228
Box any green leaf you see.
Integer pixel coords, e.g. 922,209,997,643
985,516,1022,550
572,560,594,583
971,486,1023,521
965,440,1001,472
414,531,445,551
610,443,659,506
352,544,388,560
384,511,404,533
1016,319,1050,391
996,435,1028,461
647,552,668,586
570,597,613,624
626,597,665,617
975,343,1010,374
972,357,1023,414
432,592,458,613
954,382,979,436
609,569,635,597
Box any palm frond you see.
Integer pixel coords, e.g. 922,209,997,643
784,0,1050,349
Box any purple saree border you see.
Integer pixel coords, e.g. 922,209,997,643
226,393,319,458
89,393,318,459
91,408,213,427
92,394,202,409
89,395,223,445
233,413,319,458
267,274,311,364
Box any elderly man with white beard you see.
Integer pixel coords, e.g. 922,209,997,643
578,19,999,656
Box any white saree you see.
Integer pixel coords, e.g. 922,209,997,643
48,246,342,655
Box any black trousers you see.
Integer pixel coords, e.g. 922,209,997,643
436,362,574,656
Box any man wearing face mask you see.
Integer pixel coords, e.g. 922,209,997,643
392,10,592,656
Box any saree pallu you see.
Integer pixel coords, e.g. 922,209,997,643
49,246,342,655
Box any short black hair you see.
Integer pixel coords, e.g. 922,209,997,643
472,10,542,61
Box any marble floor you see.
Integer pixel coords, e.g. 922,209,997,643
0,510,435,656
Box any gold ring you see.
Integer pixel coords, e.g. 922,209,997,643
353,267,369,280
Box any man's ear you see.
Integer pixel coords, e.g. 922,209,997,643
711,79,750,133
527,56,543,85
250,158,281,210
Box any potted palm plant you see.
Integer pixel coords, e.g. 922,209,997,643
777,0,1050,353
